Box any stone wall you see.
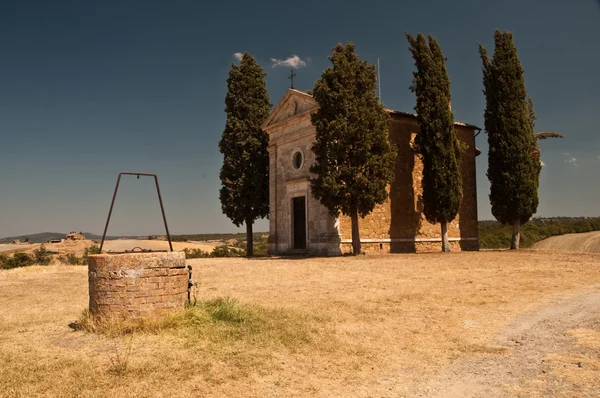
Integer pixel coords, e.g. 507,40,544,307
88,252,188,320
340,241,464,254
266,92,341,256
338,117,479,253
265,89,479,256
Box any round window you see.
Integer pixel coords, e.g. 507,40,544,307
293,151,303,170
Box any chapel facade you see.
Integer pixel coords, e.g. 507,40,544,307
262,89,480,255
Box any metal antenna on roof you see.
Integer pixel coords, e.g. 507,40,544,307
289,69,297,89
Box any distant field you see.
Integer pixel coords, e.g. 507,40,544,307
0,244,29,253
0,244,41,254
0,240,222,258
532,231,600,253
101,239,221,253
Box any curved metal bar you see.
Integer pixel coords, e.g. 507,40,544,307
99,172,173,252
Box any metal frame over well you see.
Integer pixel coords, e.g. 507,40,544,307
99,172,173,253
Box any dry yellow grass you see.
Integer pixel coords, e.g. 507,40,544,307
0,243,42,255
101,239,221,253
1,250,599,397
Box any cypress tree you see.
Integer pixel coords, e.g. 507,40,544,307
310,42,397,255
479,30,539,249
406,33,462,252
218,53,271,257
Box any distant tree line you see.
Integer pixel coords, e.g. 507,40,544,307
0,245,102,269
479,218,600,249
169,232,266,243
182,235,269,258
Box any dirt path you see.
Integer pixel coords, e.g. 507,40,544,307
410,288,600,397
532,231,600,253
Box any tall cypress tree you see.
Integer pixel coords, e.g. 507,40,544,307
219,53,271,256
479,30,539,249
310,42,396,255
407,33,462,252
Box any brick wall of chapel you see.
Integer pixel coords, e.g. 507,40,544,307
338,117,479,253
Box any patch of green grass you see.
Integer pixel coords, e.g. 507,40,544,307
201,297,254,324
77,297,333,353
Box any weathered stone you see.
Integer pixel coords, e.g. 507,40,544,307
88,252,188,320
263,89,480,255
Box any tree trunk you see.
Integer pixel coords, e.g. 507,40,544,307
246,220,253,257
441,221,450,252
350,209,361,255
511,219,520,250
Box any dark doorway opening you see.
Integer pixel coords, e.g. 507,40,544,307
292,196,307,250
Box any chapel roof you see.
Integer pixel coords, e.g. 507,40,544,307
275,89,481,131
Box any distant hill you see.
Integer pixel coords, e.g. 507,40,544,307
0,232,112,244
0,231,270,244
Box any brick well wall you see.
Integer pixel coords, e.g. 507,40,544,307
88,252,188,320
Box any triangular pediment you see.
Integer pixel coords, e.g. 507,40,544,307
262,89,318,132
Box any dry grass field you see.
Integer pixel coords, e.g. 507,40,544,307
101,239,221,253
0,244,41,254
1,250,599,397
532,231,600,254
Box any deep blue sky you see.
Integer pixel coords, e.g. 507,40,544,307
1,0,599,237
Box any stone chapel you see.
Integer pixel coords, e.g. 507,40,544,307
262,89,481,255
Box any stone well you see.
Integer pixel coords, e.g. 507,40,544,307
88,252,188,320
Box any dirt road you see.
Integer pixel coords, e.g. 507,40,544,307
411,288,600,397
533,231,600,254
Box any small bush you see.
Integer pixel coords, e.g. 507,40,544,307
1,252,35,269
33,245,52,265
183,248,210,259
82,245,101,265
253,240,269,257
0,254,8,269
107,335,133,376
58,253,85,266
210,245,244,258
